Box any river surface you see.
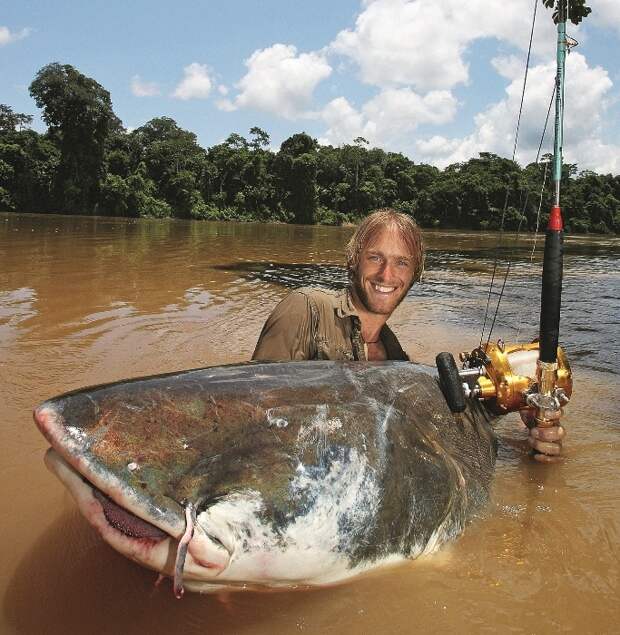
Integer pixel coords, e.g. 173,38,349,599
1,213,618,634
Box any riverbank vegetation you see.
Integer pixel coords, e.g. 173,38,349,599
1,63,618,233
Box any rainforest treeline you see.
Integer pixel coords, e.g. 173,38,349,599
1,63,618,233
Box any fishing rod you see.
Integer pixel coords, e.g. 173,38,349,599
435,0,591,426
526,0,573,428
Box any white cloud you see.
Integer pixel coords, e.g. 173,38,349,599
414,53,619,173
315,0,618,173
0,26,31,46
591,0,620,33
415,135,462,159
172,62,213,100
321,0,620,174
574,138,620,175
130,75,160,97
491,55,526,82
320,97,367,145
330,0,559,91
219,43,332,119
321,88,456,148
364,88,456,130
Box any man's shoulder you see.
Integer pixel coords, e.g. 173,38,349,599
292,286,347,308
267,287,342,319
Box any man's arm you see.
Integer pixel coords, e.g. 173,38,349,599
252,291,315,362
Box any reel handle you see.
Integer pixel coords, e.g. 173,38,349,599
436,352,466,413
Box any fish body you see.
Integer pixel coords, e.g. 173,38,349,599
34,361,496,593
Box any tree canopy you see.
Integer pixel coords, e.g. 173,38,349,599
29,63,121,212
1,58,618,234
542,0,591,25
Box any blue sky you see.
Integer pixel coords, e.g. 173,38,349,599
2,0,620,174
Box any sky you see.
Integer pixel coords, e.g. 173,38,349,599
2,0,620,174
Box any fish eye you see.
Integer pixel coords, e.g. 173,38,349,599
208,532,227,550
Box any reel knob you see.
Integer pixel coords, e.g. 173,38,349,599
436,352,467,413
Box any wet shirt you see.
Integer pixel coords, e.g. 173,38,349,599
252,287,409,362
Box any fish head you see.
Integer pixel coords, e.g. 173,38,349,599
33,378,251,588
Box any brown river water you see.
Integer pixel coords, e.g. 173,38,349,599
1,212,618,634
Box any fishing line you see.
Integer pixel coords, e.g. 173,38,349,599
529,86,557,261
489,82,556,346
479,0,539,348
515,159,551,340
511,0,538,165
531,160,550,261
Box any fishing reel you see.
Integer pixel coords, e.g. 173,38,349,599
436,340,572,418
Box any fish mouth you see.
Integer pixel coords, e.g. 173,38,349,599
44,448,178,570
91,482,169,541
35,404,232,591
33,403,184,538
44,448,170,544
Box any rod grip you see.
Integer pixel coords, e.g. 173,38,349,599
539,209,563,363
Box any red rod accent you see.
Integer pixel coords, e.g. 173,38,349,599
548,205,563,231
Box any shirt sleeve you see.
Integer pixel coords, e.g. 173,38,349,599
251,291,315,361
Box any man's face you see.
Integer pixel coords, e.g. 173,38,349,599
352,226,416,316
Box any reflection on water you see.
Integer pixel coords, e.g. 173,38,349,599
1,213,619,634
213,261,348,290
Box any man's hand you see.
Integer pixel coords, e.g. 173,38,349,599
519,408,566,463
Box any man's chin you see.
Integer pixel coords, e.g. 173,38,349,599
359,289,404,315
352,281,407,316
364,301,394,315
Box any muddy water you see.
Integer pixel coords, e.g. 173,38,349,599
1,212,618,634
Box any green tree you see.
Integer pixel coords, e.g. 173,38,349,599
3,57,618,232
243,130,278,220
29,63,121,213
249,127,270,151
0,104,33,132
275,133,319,224
130,117,207,217
542,0,591,25
205,133,251,212
0,129,59,212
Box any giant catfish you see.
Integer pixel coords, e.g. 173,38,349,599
33,360,497,596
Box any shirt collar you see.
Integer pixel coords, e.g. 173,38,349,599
336,286,391,340
336,286,360,319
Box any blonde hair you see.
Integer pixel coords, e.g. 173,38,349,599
345,209,425,283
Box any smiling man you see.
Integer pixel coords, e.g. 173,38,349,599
252,209,424,362
252,208,565,459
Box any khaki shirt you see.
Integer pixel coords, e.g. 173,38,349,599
252,287,409,362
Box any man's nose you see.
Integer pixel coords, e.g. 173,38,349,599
378,260,396,280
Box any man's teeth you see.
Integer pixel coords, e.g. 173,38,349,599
372,284,396,293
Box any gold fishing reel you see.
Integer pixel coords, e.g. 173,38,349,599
436,341,572,416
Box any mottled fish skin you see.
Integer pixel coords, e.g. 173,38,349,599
33,361,497,592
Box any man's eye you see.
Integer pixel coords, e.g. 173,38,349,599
368,255,381,262
397,260,410,268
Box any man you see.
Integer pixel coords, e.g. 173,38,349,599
252,208,564,460
252,208,422,362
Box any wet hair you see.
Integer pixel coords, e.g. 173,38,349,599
345,208,425,283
